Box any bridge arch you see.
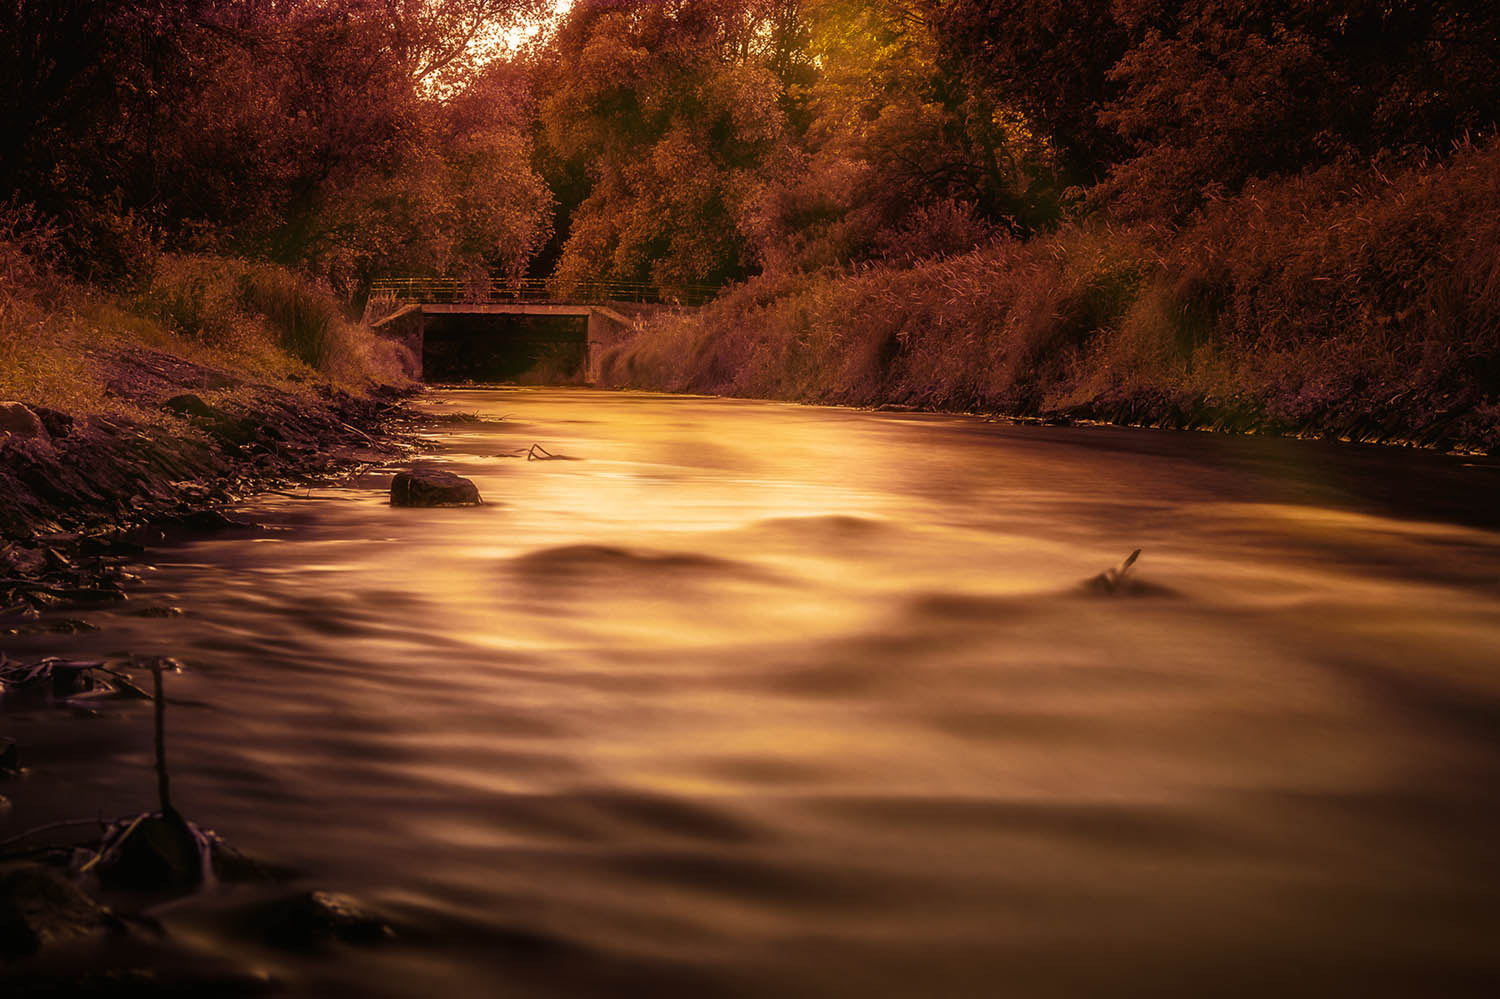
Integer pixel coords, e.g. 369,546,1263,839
366,278,710,383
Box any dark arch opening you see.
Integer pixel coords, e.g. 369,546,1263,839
422,313,588,383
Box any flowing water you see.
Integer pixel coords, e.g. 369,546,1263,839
6,387,1500,996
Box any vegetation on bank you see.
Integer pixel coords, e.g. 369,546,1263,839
519,1,1494,453
0,210,412,554
600,138,1500,452
1,209,409,425
2,2,1497,446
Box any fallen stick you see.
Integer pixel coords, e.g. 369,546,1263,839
0,817,107,852
337,420,376,444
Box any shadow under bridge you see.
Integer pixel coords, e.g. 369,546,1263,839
365,278,714,383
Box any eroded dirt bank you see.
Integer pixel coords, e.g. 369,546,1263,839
1,347,415,620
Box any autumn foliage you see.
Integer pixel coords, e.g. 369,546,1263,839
2,0,1498,444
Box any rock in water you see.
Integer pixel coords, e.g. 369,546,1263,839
0,402,48,442
89,812,205,893
251,890,395,950
390,468,482,507
0,866,113,959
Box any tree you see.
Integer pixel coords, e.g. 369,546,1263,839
741,0,1060,274
0,0,556,290
1100,0,1500,220
307,61,554,296
535,1,789,289
924,0,1130,187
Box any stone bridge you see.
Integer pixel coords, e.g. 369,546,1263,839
365,278,712,383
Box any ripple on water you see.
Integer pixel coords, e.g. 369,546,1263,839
748,513,890,537
509,544,757,579
13,389,1500,999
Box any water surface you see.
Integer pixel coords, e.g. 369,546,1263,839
6,388,1500,996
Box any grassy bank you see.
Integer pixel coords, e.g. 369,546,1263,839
0,228,414,596
598,140,1500,454
1,220,410,421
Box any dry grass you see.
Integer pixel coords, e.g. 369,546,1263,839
0,222,409,422
0,205,119,414
600,139,1500,451
143,255,411,388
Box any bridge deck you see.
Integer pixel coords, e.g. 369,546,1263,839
368,277,717,307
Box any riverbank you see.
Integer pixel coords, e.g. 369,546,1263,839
0,246,420,615
0,357,412,620
0,262,424,989
596,139,1500,455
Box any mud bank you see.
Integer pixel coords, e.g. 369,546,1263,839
0,346,415,617
989,385,1493,453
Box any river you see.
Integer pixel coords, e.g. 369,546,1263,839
5,387,1500,996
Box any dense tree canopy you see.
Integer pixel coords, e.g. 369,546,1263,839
533,0,790,289
0,0,548,292
3,0,1497,295
929,0,1500,219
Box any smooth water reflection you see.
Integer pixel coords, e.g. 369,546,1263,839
6,388,1500,996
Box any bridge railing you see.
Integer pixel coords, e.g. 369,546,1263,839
369,277,718,307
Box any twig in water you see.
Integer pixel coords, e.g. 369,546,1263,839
1089,549,1143,594
93,664,152,699
0,816,107,853
343,461,376,487
149,658,177,820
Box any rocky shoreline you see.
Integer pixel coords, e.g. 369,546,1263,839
1,347,417,617
1,347,420,992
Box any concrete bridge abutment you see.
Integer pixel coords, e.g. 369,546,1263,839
370,302,644,383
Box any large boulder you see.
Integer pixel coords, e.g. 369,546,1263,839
0,402,48,443
390,468,482,507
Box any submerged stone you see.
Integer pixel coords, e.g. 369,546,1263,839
250,890,395,950
390,468,482,507
0,865,113,960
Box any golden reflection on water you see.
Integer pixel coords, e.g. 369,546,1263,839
6,388,1500,997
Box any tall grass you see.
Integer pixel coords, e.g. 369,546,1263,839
0,203,118,413
600,139,1500,451
1,228,409,419
141,255,411,387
